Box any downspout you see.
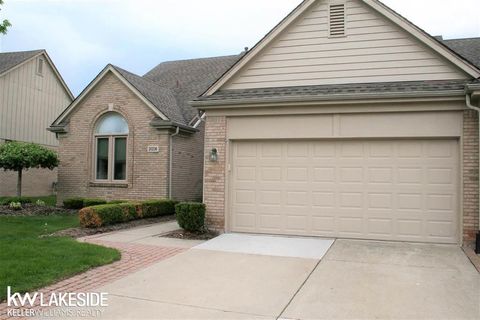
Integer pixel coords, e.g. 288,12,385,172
465,93,480,253
169,126,180,199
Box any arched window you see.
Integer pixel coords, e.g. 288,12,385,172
94,112,129,182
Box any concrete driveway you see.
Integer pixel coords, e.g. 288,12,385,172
62,232,480,320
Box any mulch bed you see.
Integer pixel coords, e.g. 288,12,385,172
51,215,176,238
0,204,77,216
162,229,218,241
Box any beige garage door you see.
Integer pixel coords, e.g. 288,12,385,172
230,140,459,244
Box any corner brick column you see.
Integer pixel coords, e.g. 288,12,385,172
463,110,479,246
203,116,227,231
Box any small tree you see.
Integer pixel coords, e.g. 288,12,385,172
0,0,11,35
0,142,58,196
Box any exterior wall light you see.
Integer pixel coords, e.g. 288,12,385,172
210,148,218,162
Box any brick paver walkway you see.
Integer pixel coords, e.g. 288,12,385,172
0,240,185,320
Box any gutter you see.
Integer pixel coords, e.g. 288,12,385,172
465,91,480,253
168,126,180,199
190,89,466,108
150,119,198,134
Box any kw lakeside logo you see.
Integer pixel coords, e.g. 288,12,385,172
5,286,108,318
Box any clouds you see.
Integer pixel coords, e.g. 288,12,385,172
1,0,478,95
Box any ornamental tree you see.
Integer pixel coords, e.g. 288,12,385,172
0,142,58,196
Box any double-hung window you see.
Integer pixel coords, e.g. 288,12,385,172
94,112,129,182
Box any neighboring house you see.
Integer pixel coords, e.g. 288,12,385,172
193,0,480,246
49,56,240,204
0,50,74,196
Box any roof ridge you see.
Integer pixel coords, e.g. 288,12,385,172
443,37,480,41
152,54,240,65
0,49,44,55
112,64,175,92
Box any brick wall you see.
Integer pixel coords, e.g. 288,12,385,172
463,109,479,246
171,121,205,201
56,72,170,205
203,116,227,230
0,139,57,197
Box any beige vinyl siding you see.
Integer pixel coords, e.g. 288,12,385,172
0,54,72,146
223,0,468,90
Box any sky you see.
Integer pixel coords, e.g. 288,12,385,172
1,0,479,96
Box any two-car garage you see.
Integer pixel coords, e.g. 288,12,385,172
230,139,459,244
225,111,464,244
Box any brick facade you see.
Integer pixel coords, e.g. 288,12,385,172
57,73,170,204
171,121,205,202
203,111,480,245
463,109,479,246
203,116,227,230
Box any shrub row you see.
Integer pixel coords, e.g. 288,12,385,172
79,199,177,228
63,198,113,209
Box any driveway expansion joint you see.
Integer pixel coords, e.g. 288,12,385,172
276,239,336,320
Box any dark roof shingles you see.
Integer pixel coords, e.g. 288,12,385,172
195,80,469,102
113,65,186,124
443,37,480,69
143,55,241,122
0,50,43,75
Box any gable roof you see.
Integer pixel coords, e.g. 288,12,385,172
113,65,185,124
144,55,241,122
203,0,480,96
443,38,480,69
52,55,241,128
0,49,74,100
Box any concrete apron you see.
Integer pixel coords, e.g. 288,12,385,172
47,234,334,320
283,239,480,320
39,236,480,320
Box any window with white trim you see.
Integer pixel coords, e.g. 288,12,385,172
94,112,129,182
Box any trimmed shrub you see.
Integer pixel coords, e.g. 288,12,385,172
0,197,32,205
108,200,128,204
79,204,131,228
63,197,85,209
79,199,177,228
141,200,177,218
83,198,107,207
175,202,206,232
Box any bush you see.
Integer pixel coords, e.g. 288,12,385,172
175,202,206,232
35,200,46,206
0,197,32,205
141,200,177,218
80,203,131,228
9,202,22,210
108,200,128,204
78,200,175,228
83,199,107,207
63,198,85,209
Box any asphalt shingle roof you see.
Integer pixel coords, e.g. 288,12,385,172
107,55,241,126
144,55,241,122
0,49,43,75
194,80,469,103
113,65,186,124
443,37,480,69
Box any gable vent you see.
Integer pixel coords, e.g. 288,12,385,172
329,3,346,37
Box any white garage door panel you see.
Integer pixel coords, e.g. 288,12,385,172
230,140,459,244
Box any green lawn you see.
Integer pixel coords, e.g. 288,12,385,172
0,214,120,301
